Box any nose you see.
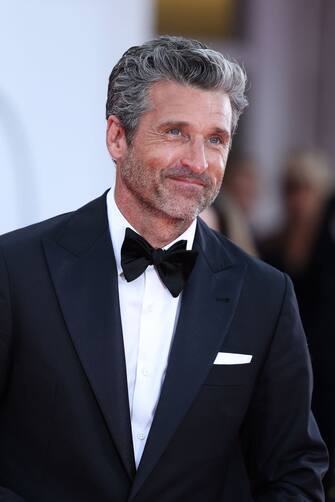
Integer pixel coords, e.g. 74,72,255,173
180,138,208,173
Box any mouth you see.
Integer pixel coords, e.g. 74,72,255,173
166,176,206,188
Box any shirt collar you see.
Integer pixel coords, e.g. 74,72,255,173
106,186,197,277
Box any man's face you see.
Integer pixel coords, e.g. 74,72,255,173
114,80,232,222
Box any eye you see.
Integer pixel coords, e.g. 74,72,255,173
208,135,223,145
167,127,181,136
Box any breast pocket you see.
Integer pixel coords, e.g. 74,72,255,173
204,362,254,387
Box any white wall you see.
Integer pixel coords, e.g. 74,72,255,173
0,0,153,233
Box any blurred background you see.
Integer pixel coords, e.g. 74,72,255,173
1,0,335,498
1,0,334,235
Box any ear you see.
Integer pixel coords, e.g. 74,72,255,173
106,115,128,161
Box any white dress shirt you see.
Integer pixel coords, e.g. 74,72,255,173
106,188,197,468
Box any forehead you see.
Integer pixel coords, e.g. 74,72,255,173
144,80,232,131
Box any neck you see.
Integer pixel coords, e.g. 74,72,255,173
114,184,193,249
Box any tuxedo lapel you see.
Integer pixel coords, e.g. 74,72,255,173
129,221,247,499
43,193,135,479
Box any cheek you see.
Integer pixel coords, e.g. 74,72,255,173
150,147,184,170
132,144,168,174
208,155,226,182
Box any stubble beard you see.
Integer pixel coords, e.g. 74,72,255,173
120,149,222,223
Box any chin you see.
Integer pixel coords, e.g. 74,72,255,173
159,201,205,222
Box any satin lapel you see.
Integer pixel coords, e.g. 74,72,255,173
43,194,135,479
129,221,247,499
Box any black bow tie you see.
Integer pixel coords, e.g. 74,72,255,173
120,228,198,297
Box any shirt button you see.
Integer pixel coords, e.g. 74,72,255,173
137,433,146,440
146,304,153,313
142,368,149,377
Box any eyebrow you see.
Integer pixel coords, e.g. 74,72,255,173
211,127,231,141
157,121,190,130
157,121,231,139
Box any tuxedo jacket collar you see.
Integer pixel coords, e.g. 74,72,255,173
43,191,247,496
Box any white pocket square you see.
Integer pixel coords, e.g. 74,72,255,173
214,352,253,365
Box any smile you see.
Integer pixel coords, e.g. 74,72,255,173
167,176,206,188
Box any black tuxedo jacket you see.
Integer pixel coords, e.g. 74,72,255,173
0,192,328,501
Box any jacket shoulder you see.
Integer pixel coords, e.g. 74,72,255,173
198,218,287,296
200,219,284,276
0,211,74,251
0,191,108,254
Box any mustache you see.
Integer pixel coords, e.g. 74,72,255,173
163,166,213,187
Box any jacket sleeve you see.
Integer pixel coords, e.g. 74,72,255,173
0,247,27,502
242,273,328,501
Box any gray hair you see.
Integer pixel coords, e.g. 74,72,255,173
106,35,248,143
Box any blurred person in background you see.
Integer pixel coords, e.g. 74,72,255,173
260,149,334,310
200,196,258,256
260,149,335,500
0,37,328,501
201,152,259,255
220,153,259,220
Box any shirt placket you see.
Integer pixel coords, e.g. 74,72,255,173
131,265,158,467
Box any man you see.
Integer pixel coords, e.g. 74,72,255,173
0,36,328,501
